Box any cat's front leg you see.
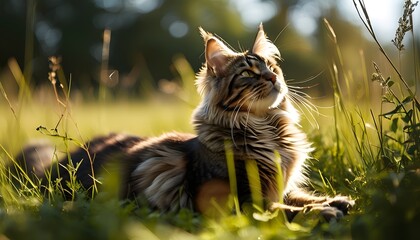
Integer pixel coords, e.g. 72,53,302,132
272,189,355,221
298,195,355,222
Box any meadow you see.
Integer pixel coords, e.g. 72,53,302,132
1,1,419,239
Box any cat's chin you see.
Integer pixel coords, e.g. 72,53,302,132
251,88,286,114
268,81,287,109
268,90,286,109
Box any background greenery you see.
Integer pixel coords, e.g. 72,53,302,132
1,0,419,239
2,0,418,99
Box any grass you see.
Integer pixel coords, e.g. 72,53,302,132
1,1,420,239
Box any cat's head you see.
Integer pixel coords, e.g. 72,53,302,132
196,24,288,116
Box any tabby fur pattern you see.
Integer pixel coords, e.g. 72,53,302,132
17,24,353,221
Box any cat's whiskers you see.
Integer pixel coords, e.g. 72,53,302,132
287,90,320,129
229,91,259,149
290,89,321,117
230,93,253,148
288,84,319,92
288,88,316,109
284,76,322,129
285,72,323,86
243,95,258,154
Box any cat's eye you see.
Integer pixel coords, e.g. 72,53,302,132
240,70,255,78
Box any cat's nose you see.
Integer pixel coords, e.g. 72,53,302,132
262,70,277,84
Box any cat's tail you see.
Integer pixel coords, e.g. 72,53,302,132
13,140,56,181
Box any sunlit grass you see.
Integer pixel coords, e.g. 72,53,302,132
0,99,193,151
1,1,419,239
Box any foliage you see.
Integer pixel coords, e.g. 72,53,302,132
1,0,383,99
1,0,420,239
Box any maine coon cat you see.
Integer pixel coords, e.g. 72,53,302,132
17,24,353,221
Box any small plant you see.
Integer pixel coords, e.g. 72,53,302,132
324,1,420,239
355,0,419,169
392,0,419,51
1,1,419,239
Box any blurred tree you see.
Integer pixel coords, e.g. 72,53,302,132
1,0,403,100
0,0,246,98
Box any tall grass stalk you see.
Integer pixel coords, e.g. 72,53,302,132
22,0,35,101
353,0,417,97
224,140,241,215
1,1,419,239
0,81,17,121
244,159,263,211
324,18,363,168
99,29,111,102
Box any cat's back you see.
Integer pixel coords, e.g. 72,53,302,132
25,132,196,203
125,132,198,209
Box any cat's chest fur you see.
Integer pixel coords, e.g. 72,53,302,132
196,115,281,162
195,103,303,159
192,102,309,194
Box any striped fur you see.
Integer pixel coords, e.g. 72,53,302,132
194,25,309,202
17,24,353,220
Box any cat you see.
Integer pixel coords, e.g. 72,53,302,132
16,24,353,221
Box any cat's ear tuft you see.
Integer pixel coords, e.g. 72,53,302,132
199,27,212,42
203,33,236,76
252,23,281,61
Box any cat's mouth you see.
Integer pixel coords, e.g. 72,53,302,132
248,79,287,114
268,79,287,109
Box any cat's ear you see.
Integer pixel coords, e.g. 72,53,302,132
199,27,236,75
252,23,281,61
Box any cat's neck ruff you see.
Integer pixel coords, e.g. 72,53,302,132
193,97,312,193
193,98,302,152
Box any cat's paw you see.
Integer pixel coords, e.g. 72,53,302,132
302,196,355,222
322,196,355,215
319,206,344,222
